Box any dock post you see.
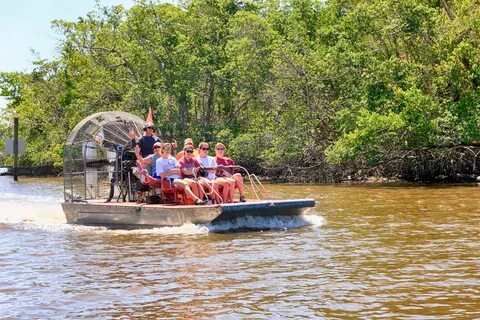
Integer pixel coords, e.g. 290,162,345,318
13,117,18,181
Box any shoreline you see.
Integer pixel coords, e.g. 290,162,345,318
0,165,62,177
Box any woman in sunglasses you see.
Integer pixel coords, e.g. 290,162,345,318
178,145,205,202
214,143,246,202
196,142,233,204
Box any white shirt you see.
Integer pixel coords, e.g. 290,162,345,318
156,156,181,179
197,155,217,180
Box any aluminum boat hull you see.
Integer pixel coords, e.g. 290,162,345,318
62,199,316,228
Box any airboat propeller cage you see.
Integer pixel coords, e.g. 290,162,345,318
63,111,145,201
65,111,145,146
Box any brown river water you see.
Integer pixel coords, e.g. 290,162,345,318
0,175,479,319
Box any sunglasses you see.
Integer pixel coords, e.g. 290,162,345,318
216,148,225,151
154,146,162,149
146,127,155,130
185,150,194,154
200,147,209,151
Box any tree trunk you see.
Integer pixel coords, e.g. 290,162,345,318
177,92,188,135
205,72,215,133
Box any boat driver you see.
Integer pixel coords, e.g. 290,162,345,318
135,122,161,158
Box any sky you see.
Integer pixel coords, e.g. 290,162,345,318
0,0,135,109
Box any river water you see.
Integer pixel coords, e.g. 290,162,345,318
0,176,479,319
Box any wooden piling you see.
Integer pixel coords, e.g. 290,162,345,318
13,117,18,181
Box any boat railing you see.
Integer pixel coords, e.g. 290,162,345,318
194,165,271,203
226,165,272,201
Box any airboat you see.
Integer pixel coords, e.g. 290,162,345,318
61,111,315,228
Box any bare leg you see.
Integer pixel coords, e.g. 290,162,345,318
216,177,233,203
229,181,235,202
183,178,203,199
213,184,222,203
211,180,228,204
195,180,206,200
173,179,205,204
199,178,216,203
233,173,245,198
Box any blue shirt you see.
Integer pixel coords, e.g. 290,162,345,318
136,135,160,157
151,154,161,178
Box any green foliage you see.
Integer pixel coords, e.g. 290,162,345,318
326,109,406,164
1,0,479,171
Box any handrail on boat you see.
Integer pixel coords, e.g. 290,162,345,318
196,165,271,202
234,165,271,201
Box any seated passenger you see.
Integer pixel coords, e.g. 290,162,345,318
214,143,246,202
196,142,233,204
135,142,162,175
134,142,162,202
135,140,178,177
139,143,206,205
178,145,205,201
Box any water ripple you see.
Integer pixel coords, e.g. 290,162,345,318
1,178,479,318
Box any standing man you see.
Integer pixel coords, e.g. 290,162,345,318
135,122,161,158
133,122,160,203
135,107,161,158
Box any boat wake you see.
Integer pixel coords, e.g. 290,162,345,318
0,194,66,226
1,189,324,235
205,214,325,232
2,211,325,235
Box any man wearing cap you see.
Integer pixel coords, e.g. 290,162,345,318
135,122,161,158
